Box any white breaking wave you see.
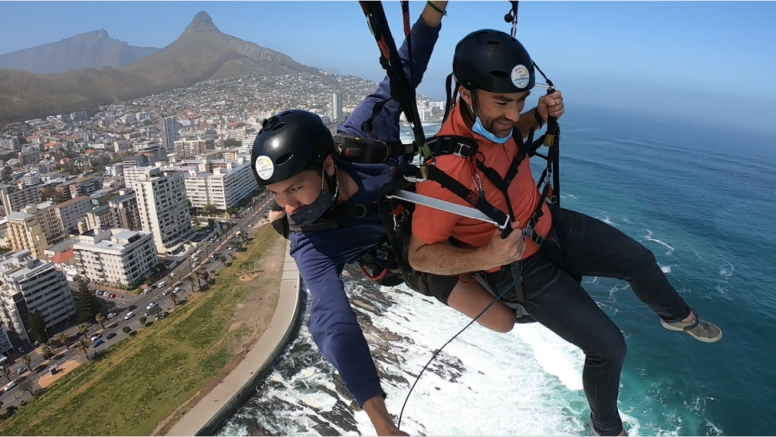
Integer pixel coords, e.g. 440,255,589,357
718,262,735,280
660,265,673,274
644,229,676,256
219,265,723,436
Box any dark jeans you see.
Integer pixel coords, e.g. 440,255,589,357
484,207,691,435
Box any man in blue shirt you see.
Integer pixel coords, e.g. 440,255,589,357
251,3,448,435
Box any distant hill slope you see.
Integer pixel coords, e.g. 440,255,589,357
0,29,159,74
0,11,319,123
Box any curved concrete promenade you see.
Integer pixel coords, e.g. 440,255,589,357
167,239,302,436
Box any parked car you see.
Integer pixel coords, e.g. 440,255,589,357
106,332,117,340
92,338,105,348
106,312,117,319
90,333,102,342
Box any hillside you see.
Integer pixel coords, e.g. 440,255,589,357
0,11,319,124
0,29,159,74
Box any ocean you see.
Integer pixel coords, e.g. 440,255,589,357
218,106,776,436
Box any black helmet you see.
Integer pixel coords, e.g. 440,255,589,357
453,29,535,94
251,109,334,186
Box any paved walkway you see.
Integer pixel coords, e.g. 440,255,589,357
166,239,301,436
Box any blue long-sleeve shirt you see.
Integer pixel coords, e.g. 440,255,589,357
289,16,441,406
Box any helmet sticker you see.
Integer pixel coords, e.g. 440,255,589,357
511,64,530,89
255,155,275,180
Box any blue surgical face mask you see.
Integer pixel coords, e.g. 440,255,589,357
287,163,339,228
469,100,512,144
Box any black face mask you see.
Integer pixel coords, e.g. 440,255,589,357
287,163,339,229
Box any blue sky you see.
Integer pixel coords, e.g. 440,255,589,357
1,1,775,136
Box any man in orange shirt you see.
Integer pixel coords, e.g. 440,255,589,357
407,29,722,437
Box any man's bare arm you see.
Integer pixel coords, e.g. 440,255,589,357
408,224,525,275
408,234,493,275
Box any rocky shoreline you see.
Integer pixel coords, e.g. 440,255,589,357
218,264,471,436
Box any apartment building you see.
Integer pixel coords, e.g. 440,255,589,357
0,250,77,343
73,228,157,289
183,158,257,210
134,168,193,255
53,196,92,234
108,189,142,231
0,184,40,215
5,210,48,259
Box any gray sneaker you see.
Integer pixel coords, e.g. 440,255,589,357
661,309,722,343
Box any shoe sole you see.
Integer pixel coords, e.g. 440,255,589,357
661,320,723,343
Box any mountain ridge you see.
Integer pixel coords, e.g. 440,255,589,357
0,11,320,124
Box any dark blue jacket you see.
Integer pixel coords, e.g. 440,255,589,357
289,17,440,406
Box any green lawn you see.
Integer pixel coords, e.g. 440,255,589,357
0,225,283,435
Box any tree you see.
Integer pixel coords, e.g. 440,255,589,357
40,344,52,360
187,276,197,293
78,324,89,340
168,292,179,307
223,138,241,148
203,204,217,214
19,380,34,396
95,313,105,329
27,310,48,344
76,278,100,322
194,270,207,290
0,366,10,382
75,339,91,361
39,187,64,203
122,326,131,334
139,317,147,325
21,354,31,370
154,263,166,281
58,332,69,348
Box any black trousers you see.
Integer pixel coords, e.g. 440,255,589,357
479,207,691,435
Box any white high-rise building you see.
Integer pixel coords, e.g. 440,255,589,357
134,168,193,255
331,92,343,124
0,250,77,343
73,228,157,289
161,116,178,154
182,158,258,211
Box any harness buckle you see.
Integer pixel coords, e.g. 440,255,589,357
454,141,472,158
498,215,511,231
402,174,426,183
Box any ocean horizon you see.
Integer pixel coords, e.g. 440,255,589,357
218,105,776,436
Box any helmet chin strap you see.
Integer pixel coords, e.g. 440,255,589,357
322,162,340,202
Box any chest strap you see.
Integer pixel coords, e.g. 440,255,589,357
415,126,559,247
